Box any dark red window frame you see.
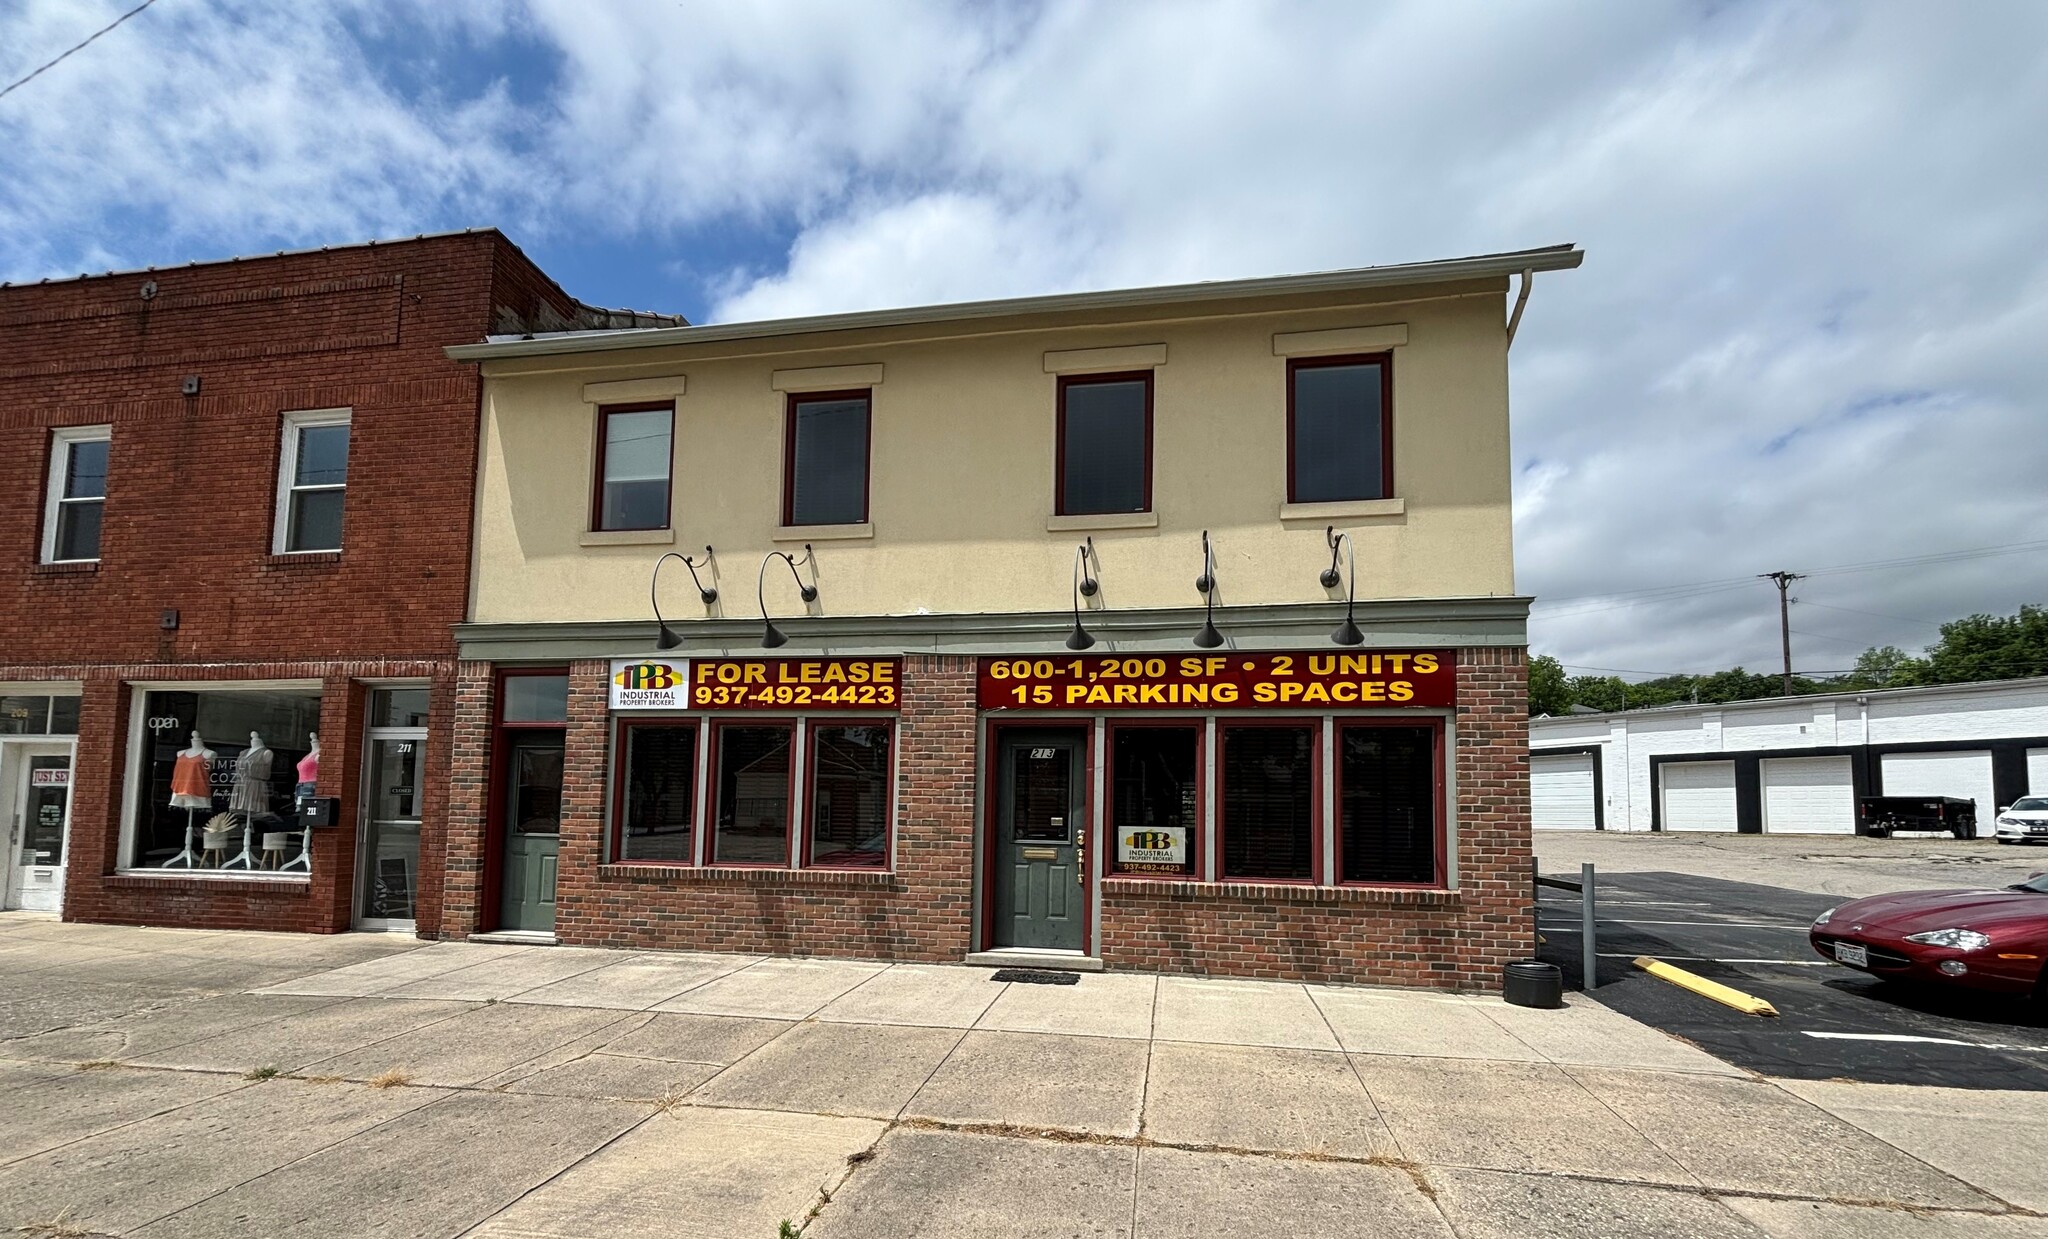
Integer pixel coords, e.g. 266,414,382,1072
609,717,701,866
589,401,675,533
1103,718,1202,881
1216,717,1323,885
1054,371,1154,516
1285,353,1394,505
781,389,873,527
707,717,800,868
799,717,895,871
1333,716,1446,890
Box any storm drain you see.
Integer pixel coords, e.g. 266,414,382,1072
989,968,1081,985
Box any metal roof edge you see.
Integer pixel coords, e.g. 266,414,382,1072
445,245,1583,362
1530,672,2048,731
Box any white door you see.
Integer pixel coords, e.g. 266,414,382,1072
1761,756,1855,834
1881,750,1995,822
3,743,73,913
2027,748,2048,797
1662,761,1737,832
1531,752,1597,830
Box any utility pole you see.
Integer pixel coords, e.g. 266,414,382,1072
1760,571,1803,695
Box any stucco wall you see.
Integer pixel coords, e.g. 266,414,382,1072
469,280,1515,626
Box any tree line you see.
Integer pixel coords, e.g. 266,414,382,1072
1530,603,2048,717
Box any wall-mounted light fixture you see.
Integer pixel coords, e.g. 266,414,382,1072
1067,538,1100,651
650,547,717,650
1194,530,1224,648
758,544,819,649
1321,526,1364,646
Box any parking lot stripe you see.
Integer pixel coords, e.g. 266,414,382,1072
1804,1031,2048,1053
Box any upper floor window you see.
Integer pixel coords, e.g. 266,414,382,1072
784,391,871,526
1288,355,1390,504
43,426,110,563
1057,373,1151,516
592,403,674,532
275,409,350,554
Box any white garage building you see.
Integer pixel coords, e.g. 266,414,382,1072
1529,676,2048,834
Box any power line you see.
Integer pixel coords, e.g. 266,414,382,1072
0,0,160,103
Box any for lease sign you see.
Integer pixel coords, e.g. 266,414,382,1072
978,651,1454,710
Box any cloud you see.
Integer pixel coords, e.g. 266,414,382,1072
4,0,2045,678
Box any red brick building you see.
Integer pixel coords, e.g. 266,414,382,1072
0,231,672,932
438,247,1579,988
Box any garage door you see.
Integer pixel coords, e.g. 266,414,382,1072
2030,748,2048,797
1761,756,1855,834
1881,750,1995,821
1531,752,1597,830
1661,761,1737,832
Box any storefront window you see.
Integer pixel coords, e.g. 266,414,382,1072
1339,724,1438,885
129,688,322,873
1221,724,1315,881
1110,726,1198,877
808,724,890,868
713,725,791,865
618,723,697,862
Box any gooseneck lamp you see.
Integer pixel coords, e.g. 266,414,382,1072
1322,525,1364,646
1194,530,1225,648
651,546,717,650
1066,538,1099,651
758,544,819,649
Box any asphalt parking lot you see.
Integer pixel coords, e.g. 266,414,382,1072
1536,836,2048,1091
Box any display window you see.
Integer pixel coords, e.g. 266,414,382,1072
1337,721,1442,886
804,722,891,869
711,723,795,866
606,712,897,871
1219,722,1319,882
615,720,698,863
128,687,322,873
1107,722,1199,878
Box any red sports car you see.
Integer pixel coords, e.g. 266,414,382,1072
1810,872,2048,999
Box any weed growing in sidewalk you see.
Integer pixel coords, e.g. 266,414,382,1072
367,1069,412,1089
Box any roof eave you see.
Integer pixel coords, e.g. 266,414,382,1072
444,244,1583,363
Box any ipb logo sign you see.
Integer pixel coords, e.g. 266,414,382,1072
610,659,687,710
1117,826,1186,865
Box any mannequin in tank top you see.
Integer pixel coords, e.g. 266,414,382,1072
162,732,216,868
295,734,319,812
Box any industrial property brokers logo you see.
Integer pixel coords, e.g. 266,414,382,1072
609,659,687,709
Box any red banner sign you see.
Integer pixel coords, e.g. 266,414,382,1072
687,658,901,710
978,651,1454,711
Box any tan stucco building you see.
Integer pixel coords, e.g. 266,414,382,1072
440,245,1581,987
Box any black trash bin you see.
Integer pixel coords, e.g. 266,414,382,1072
1502,960,1564,1009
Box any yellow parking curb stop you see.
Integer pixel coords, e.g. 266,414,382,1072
1632,956,1779,1017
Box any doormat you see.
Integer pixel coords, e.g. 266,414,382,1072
990,968,1081,985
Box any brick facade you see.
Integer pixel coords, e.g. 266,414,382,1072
1097,648,1532,988
450,648,1529,988
0,233,593,933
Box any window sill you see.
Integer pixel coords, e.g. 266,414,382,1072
1279,497,1405,523
598,863,894,886
109,870,312,891
1047,511,1158,532
1103,878,1458,905
31,560,99,577
264,551,343,569
775,522,872,542
581,528,676,547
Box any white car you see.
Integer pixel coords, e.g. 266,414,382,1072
1993,796,2048,844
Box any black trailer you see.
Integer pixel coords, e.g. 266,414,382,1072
1856,795,1978,839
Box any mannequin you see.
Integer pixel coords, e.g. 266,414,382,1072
281,734,319,873
161,731,215,869
221,731,273,871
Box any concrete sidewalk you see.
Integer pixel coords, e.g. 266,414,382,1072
0,912,2042,1237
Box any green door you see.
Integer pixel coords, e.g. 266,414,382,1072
499,733,563,932
993,729,1088,951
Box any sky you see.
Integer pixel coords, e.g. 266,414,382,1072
3,0,2044,681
